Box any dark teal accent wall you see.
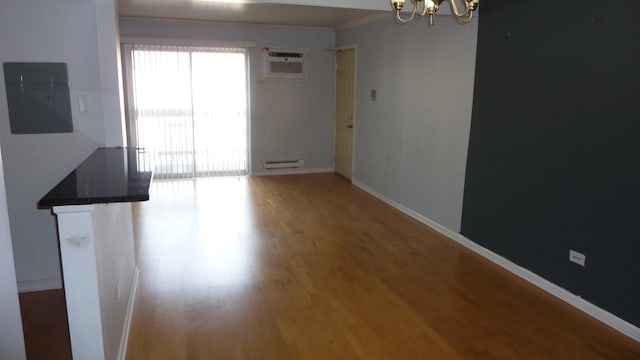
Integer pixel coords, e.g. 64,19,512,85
461,1,640,326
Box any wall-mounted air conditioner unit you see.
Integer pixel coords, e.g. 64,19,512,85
263,47,306,79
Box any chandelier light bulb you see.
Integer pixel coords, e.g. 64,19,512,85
390,0,405,11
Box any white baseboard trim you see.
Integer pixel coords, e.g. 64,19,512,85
251,167,334,176
117,266,139,360
352,179,640,344
17,277,62,293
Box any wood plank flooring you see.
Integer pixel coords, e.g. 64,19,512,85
124,174,640,359
16,174,640,359
19,289,71,359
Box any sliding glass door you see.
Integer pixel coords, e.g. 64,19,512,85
124,44,248,178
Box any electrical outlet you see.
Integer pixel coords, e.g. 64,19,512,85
116,281,122,302
569,250,586,267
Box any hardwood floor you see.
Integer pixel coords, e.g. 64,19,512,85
125,174,640,359
16,174,640,359
19,289,71,359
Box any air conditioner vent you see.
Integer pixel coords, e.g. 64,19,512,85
268,51,303,58
270,62,303,75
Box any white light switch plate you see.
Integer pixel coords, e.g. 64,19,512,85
77,95,90,113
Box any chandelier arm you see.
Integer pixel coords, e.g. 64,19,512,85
394,3,418,23
448,0,471,17
418,0,429,17
455,10,474,24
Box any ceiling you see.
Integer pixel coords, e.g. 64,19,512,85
118,0,390,29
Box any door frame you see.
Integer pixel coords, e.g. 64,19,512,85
333,44,358,182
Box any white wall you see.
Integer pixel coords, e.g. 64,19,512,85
0,146,26,359
119,18,335,173
0,0,107,290
336,16,478,231
0,0,127,291
96,0,128,147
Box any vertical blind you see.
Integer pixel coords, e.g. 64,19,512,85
125,44,248,178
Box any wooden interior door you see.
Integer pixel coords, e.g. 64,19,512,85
334,48,355,179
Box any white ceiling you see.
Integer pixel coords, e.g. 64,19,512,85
118,0,390,29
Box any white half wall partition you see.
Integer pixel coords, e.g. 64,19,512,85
336,16,479,231
53,203,138,360
39,147,150,360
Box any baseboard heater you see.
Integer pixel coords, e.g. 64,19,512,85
263,160,304,169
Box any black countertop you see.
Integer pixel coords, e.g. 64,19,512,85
38,147,153,208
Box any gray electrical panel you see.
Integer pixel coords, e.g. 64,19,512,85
3,62,73,134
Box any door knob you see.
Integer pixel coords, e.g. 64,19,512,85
347,124,353,129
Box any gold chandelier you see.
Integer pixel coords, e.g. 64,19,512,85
390,0,479,26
